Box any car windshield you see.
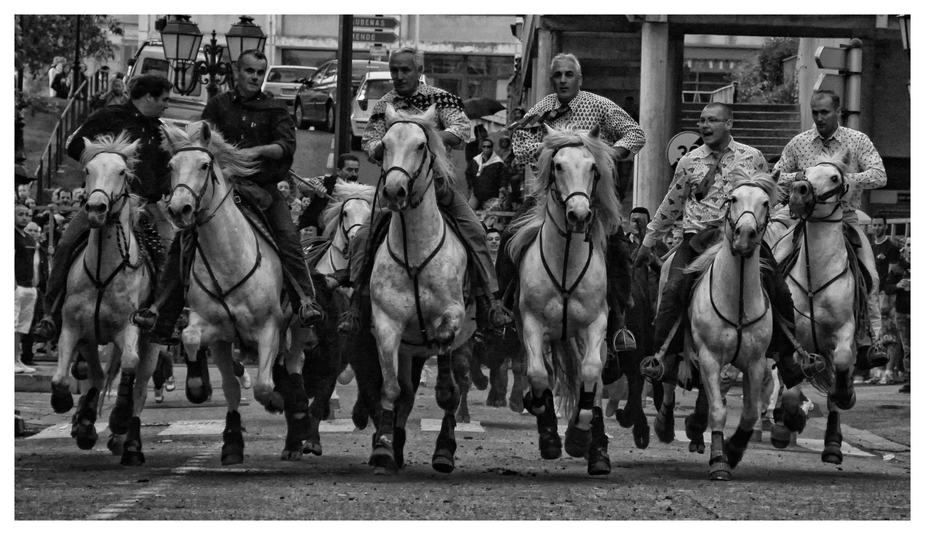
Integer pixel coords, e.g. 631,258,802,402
364,80,393,100
268,68,315,83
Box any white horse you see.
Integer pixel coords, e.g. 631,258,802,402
313,181,375,277
770,155,858,464
678,170,777,480
507,125,623,476
162,121,310,465
367,104,476,474
49,132,161,466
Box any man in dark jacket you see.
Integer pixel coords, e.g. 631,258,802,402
132,50,322,339
32,74,175,342
466,137,508,210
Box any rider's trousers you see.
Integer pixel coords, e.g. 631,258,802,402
845,212,881,340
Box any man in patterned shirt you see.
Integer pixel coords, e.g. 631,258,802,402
340,46,511,332
509,52,646,353
774,89,888,369
635,102,811,387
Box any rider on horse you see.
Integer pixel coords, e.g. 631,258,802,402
33,74,175,343
635,102,813,388
337,46,512,333
133,49,324,340
508,52,645,353
773,89,889,371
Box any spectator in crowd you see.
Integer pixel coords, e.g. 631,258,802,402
466,137,507,210
485,227,502,266
883,236,911,393
74,63,89,100
298,153,360,234
17,184,31,203
465,124,490,162
52,63,72,99
15,204,40,373
277,180,302,211
71,187,87,208
867,213,903,384
23,197,36,211
20,221,48,365
90,77,129,110
47,57,65,98
496,135,523,210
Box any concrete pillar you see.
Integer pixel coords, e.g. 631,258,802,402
534,29,558,102
634,21,671,213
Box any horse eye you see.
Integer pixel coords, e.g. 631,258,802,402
200,162,209,170
119,170,126,176
831,176,839,182
730,197,737,203
84,169,90,176
418,142,426,151
763,201,769,207
555,163,562,171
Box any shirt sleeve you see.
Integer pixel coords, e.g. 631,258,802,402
362,100,388,159
437,103,471,145
773,139,801,194
848,133,887,190
271,107,296,159
65,107,117,162
642,160,692,248
602,101,646,155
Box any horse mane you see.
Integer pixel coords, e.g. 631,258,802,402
160,121,260,180
811,150,849,176
320,182,376,241
80,131,141,185
506,128,622,264
384,109,455,184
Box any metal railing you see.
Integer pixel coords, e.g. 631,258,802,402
33,80,89,204
710,84,736,103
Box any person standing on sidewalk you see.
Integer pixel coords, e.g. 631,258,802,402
14,204,39,374
883,236,911,393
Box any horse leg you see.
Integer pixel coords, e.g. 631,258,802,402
771,384,802,448
627,372,651,449
253,321,284,412
369,312,403,473
180,322,210,404
587,406,611,476
508,347,526,413
725,358,766,470
69,343,103,450
452,343,472,424
121,340,159,466
654,382,677,443
211,341,245,465
685,387,709,454
304,373,337,458
821,407,844,465
274,359,304,461
428,350,459,472
50,326,79,414
699,357,731,481
283,324,311,455
108,343,136,436
522,313,561,460
487,357,509,407
829,326,857,411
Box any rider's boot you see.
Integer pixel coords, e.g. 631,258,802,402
476,293,512,331
607,230,636,352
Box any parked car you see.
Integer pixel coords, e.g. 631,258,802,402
293,59,389,131
125,39,230,129
261,65,317,111
350,71,427,149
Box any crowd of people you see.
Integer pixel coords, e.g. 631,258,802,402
17,47,910,400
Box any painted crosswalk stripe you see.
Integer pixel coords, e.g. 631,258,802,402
420,418,484,432
319,419,356,432
26,422,108,440
671,429,873,457
557,424,613,439
158,420,225,436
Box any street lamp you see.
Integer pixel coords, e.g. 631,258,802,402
159,15,266,98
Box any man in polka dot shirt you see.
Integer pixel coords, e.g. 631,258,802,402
774,89,889,368
510,52,646,354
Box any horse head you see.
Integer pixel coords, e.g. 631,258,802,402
788,152,849,220
379,104,444,211
81,132,140,229
543,124,605,234
724,169,777,257
340,196,372,242
163,121,219,229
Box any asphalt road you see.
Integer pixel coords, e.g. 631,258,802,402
14,363,911,521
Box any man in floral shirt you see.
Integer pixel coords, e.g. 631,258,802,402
774,89,888,368
341,46,511,333
509,52,646,353
636,102,811,387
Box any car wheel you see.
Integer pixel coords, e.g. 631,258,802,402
324,104,335,132
294,101,308,129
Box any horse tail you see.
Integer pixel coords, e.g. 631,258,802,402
98,350,123,419
549,339,584,422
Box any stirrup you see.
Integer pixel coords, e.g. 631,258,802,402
488,301,513,328
298,300,325,327
338,306,360,333
31,317,58,343
796,348,826,380
131,308,158,332
610,328,637,352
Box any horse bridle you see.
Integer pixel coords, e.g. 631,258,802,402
378,120,436,210
85,150,132,224
331,197,371,258
792,162,848,222
168,146,234,226
721,183,771,257
546,141,601,240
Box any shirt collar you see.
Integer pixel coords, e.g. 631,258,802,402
232,90,266,104
555,91,584,110
813,125,843,144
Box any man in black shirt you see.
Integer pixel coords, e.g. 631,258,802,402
33,74,174,342
133,50,322,338
298,153,360,234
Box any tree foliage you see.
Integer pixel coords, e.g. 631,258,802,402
15,15,123,79
729,37,799,104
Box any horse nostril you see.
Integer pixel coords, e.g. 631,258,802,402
181,205,193,217
566,210,578,223
797,184,808,195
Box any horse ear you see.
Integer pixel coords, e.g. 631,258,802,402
385,103,397,122
589,124,600,138
200,121,212,146
544,124,557,137
771,168,781,183
123,139,141,159
421,104,437,125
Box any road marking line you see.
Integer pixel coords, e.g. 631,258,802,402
319,419,356,432
26,422,108,440
670,429,873,457
158,420,225,436
557,424,613,439
420,418,485,432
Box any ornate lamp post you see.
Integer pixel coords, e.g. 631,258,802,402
159,15,266,98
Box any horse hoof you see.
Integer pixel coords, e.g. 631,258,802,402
71,360,89,381
539,439,562,460
821,444,843,465
221,447,244,466
352,408,369,430
655,411,675,444
770,424,792,449
432,449,455,473
831,390,856,411
588,453,611,476
107,435,125,455
185,379,211,405
73,422,98,450
121,448,145,466
265,392,286,414
709,461,733,481
564,424,591,458
508,395,524,414
782,407,807,434
50,385,74,414
614,408,633,428
281,449,303,462
471,368,489,391
689,439,705,454
302,441,323,456
369,442,398,472
633,424,650,449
